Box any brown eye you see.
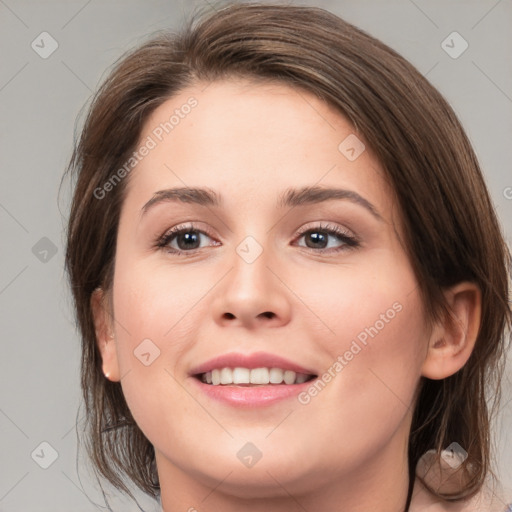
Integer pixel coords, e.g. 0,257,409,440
156,223,219,255
295,223,359,253
167,229,203,251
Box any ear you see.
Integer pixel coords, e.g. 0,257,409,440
91,287,120,382
421,282,481,380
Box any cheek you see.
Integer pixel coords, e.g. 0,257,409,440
301,258,427,367
335,297,426,400
112,257,211,350
291,286,427,471
109,259,207,430
326,288,426,371
303,264,427,430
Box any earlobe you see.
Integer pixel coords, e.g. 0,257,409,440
91,287,121,381
421,282,481,380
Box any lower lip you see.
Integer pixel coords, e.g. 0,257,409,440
191,376,316,408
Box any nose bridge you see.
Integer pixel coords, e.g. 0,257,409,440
230,232,274,301
212,229,291,327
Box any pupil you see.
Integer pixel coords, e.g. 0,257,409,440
179,231,199,250
307,232,326,248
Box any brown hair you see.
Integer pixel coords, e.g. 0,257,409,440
63,1,512,505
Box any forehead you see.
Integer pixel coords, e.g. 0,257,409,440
122,78,394,220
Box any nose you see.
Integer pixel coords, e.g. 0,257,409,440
211,240,292,330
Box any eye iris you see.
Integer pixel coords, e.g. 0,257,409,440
306,231,327,248
178,231,200,250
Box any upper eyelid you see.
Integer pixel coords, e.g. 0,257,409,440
159,222,357,248
162,221,353,237
296,221,355,235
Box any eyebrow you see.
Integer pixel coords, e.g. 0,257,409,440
140,185,383,221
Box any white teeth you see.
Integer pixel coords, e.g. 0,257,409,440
283,370,296,385
269,368,284,384
250,368,269,384
232,367,250,383
220,368,232,384
200,367,314,386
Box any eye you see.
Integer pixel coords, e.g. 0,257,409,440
155,223,219,255
154,221,359,256
294,222,359,253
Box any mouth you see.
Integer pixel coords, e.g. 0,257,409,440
194,367,318,386
189,351,319,407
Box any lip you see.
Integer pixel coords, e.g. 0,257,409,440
188,351,318,408
190,375,317,408
189,351,317,376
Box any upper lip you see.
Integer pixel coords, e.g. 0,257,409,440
189,351,318,376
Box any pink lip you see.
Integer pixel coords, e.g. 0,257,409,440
188,352,318,408
190,376,317,408
189,351,317,376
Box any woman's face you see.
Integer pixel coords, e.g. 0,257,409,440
99,79,433,498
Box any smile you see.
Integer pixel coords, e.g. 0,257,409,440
197,367,316,386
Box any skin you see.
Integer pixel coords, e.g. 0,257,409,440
92,79,482,512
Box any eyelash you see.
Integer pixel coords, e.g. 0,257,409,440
154,222,360,256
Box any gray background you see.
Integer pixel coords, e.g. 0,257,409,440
1,0,511,510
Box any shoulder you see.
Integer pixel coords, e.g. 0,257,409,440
412,450,512,512
410,476,512,512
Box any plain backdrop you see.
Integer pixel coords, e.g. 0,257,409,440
0,0,511,510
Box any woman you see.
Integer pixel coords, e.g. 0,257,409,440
64,2,512,511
